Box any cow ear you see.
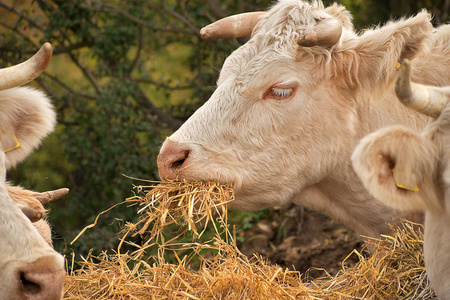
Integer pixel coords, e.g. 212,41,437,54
351,125,437,212
0,87,56,170
347,11,432,90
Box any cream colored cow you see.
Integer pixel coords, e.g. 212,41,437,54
352,60,450,299
0,43,66,299
157,0,450,237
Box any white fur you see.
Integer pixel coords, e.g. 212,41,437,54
423,212,450,299
159,0,450,236
0,86,56,170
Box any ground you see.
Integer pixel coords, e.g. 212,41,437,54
236,204,364,279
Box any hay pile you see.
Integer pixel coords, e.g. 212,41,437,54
64,181,437,299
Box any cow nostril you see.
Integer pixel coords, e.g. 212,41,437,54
158,141,193,180
20,272,41,294
170,150,190,171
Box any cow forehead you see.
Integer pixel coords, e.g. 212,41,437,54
252,0,333,52
217,0,331,87
218,44,294,89
253,0,325,38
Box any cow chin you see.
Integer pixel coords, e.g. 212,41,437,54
228,187,292,211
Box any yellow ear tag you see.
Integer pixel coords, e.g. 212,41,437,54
4,134,20,153
396,61,401,70
392,167,419,192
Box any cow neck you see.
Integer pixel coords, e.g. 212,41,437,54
356,89,429,138
294,166,401,237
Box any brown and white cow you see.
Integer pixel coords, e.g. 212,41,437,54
352,60,450,299
157,0,450,237
0,43,65,299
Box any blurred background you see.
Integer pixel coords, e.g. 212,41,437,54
1,0,448,274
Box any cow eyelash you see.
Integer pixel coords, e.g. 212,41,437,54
264,86,294,101
273,88,292,97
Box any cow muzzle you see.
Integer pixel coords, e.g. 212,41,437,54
157,139,192,181
3,255,65,300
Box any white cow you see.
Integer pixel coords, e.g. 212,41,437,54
157,0,450,237
0,43,65,299
352,60,450,300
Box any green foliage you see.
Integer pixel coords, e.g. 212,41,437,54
229,209,271,243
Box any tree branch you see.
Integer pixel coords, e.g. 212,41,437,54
132,82,183,130
85,2,195,35
207,0,228,19
136,78,194,90
0,21,40,49
40,72,96,100
52,41,92,55
68,52,101,95
129,27,143,72
160,0,201,36
0,2,44,32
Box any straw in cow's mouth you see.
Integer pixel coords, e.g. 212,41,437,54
121,180,235,258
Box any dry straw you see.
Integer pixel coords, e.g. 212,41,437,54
64,180,437,299
121,180,234,259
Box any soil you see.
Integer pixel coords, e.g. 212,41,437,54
236,204,365,279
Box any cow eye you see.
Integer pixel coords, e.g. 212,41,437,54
264,85,295,101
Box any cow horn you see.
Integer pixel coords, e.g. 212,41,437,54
35,187,69,206
19,205,44,223
396,59,450,118
0,42,52,91
200,12,266,39
298,17,342,47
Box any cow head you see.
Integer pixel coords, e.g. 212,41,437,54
0,43,65,299
158,0,433,211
